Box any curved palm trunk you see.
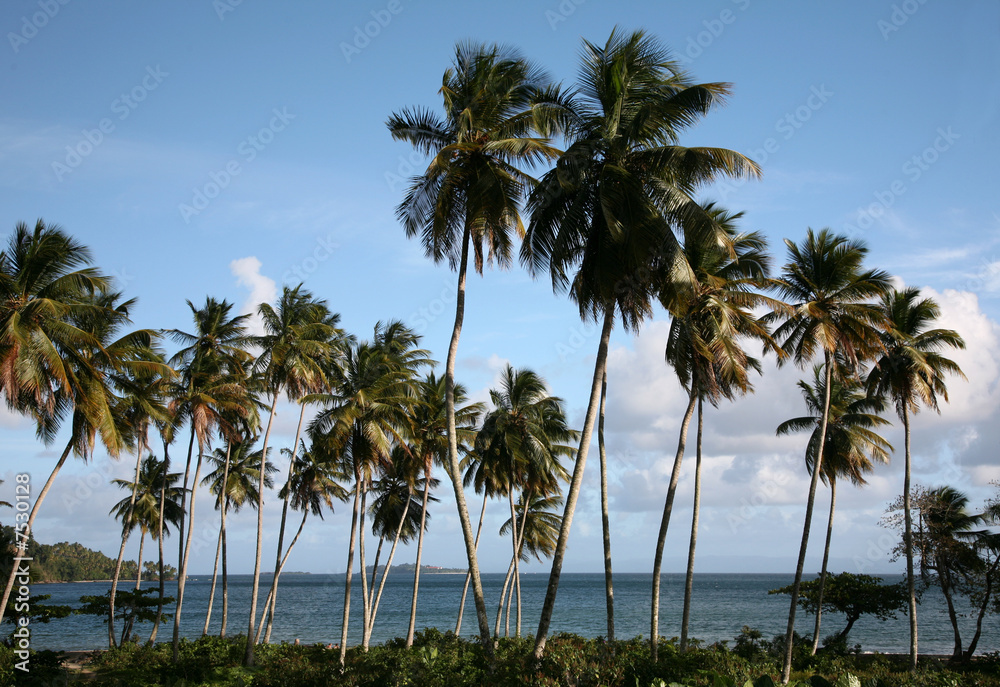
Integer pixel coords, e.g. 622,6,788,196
109,449,144,647
244,392,279,666
598,371,615,643
507,489,522,636
338,466,362,667
221,499,230,637
455,495,488,636
534,308,614,659
358,485,372,649
680,397,704,651
364,495,410,649
173,446,206,662
134,531,146,592
261,404,307,644
366,536,385,618
258,508,311,644
149,443,170,644
406,467,432,647
650,388,698,660
513,488,532,638
781,352,833,684
811,479,837,655
203,528,223,635
170,427,197,658
902,407,918,672
495,555,517,639
0,438,73,627
444,224,493,657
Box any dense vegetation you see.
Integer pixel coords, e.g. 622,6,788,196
4,631,1000,687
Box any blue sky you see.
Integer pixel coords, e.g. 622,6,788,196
2,1,999,579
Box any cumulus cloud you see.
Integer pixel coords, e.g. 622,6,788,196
230,256,278,335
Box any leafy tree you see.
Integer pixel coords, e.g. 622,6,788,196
866,286,966,669
388,41,561,656
766,228,891,682
769,572,907,646
521,29,759,659
78,588,174,646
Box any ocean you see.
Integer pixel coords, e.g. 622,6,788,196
25,572,999,654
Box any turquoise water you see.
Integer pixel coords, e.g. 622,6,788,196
25,572,999,654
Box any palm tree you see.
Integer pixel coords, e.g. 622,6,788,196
475,365,576,638
767,228,891,683
109,455,184,594
405,373,483,647
201,438,275,636
777,365,892,654
654,206,779,654
107,370,173,647
255,288,344,648
308,321,430,665
165,297,253,661
521,29,760,658
866,287,965,670
387,42,562,654
0,280,168,626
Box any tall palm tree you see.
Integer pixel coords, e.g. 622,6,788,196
308,321,430,666
521,29,760,658
387,42,562,654
405,373,483,647
653,206,779,654
201,439,275,636
866,287,965,670
777,365,892,654
475,365,576,638
0,281,167,626
165,297,253,661
255,289,344,648
766,228,891,683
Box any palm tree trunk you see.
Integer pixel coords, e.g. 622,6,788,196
366,494,411,649
495,555,516,639
680,397,704,652
245,391,280,666
203,527,223,635
507,488,521,636
534,307,614,659
258,509,310,643
406,467,432,647
902,407,918,672
134,531,146,592
358,483,372,649
221,499,230,637
261,404,307,644
170,427,197,658
444,223,493,657
339,476,361,667
219,442,232,638
513,488,532,638
109,449,144,648
0,438,73,627
650,388,698,661
598,370,615,643
811,479,837,655
781,352,833,684
174,445,206,662
149,442,169,644
455,495,488,636
361,536,384,648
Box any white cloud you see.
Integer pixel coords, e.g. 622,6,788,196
230,256,277,335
